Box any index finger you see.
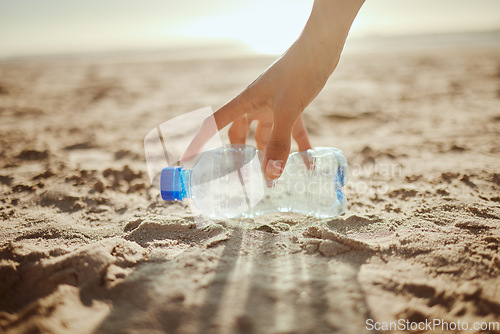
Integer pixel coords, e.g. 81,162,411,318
180,96,249,162
179,115,219,161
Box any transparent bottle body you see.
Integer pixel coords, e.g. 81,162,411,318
183,145,348,219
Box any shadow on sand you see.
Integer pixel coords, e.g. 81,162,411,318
95,222,377,334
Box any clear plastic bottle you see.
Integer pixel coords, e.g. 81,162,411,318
160,145,348,219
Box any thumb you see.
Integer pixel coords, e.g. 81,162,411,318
264,122,293,180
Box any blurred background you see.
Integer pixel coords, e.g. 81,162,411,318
1,0,500,59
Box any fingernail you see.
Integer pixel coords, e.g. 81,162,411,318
265,159,283,180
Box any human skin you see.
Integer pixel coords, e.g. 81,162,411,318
182,0,365,180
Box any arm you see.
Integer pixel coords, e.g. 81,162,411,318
182,0,365,179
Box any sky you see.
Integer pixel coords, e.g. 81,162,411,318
1,0,499,58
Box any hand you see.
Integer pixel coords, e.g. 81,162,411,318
180,42,317,180
181,0,365,180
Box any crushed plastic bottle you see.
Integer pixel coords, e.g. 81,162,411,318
160,145,348,219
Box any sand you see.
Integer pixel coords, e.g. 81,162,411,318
0,44,499,334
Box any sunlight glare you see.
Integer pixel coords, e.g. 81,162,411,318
178,1,313,55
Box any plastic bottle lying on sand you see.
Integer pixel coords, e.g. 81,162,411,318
160,145,348,219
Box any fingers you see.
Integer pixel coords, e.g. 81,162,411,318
180,116,219,162
263,118,294,180
254,120,273,152
292,115,312,152
180,95,250,162
292,115,313,169
228,116,250,145
213,95,249,131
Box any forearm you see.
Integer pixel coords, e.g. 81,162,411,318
294,0,365,78
238,0,365,130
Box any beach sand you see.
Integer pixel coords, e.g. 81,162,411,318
0,44,499,333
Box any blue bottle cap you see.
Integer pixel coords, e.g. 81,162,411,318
160,167,187,201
